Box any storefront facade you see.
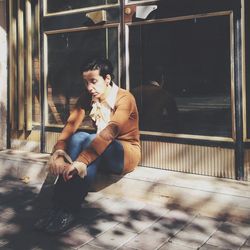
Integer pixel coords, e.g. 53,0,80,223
1,0,250,180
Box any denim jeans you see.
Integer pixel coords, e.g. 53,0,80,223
53,132,124,212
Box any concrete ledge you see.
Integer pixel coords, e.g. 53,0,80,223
0,149,49,183
94,167,250,220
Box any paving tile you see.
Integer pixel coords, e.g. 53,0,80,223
169,215,221,248
0,239,9,248
140,204,170,218
117,205,169,233
75,213,120,237
124,166,165,182
5,229,77,250
117,246,139,250
0,184,39,213
159,242,196,250
30,247,70,250
207,221,250,249
0,222,21,235
78,206,104,221
93,197,145,224
55,229,94,249
87,224,137,249
0,208,15,222
236,197,250,210
239,238,250,250
0,208,81,250
125,227,167,250
217,206,250,225
78,243,105,250
95,197,145,215
125,210,194,250
84,192,104,203
240,246,250,250
245,238,250,246
199,244,231,249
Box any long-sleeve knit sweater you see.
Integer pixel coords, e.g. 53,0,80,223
53,87,141,173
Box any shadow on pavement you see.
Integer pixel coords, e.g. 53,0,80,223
0,166,249,249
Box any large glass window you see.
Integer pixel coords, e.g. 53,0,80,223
246,0,250,139
46,0,118,14
46,27,118,128
129,14,232,137
32,2,41,124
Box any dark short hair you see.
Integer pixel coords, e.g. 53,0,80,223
81,58,114,81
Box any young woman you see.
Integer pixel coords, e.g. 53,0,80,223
35,58,141,234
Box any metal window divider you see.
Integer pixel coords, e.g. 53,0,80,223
8,0,17,130
17,0,25,130
25,0,32,131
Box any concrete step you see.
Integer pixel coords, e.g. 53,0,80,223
0,149,49,183
0,149,250,222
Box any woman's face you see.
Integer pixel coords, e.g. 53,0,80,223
83,69,111,100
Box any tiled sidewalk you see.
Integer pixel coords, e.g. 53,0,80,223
0,177,249,250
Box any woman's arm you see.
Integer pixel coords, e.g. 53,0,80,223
76,93,134,165
53,107,85,152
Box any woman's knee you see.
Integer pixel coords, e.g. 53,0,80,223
85,133,96,144
69,132,88,144
104,140,124,156
68,132,96,150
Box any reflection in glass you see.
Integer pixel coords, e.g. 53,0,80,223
46,0,118,14
43,9,120,34
32,1,41,124
130,15,232,137
46,28,118,127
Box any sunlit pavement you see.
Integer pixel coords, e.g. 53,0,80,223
0,151,250,249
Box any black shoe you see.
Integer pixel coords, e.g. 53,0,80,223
34,208,59,231
45,209,76,234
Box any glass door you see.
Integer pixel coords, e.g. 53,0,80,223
42,0,120,152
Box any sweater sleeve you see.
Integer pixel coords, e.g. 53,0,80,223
52,92,91,153
52,107,85,152
76,93,133,165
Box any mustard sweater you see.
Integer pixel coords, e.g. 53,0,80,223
53,88,141,173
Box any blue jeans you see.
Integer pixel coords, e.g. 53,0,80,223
53,132,124,212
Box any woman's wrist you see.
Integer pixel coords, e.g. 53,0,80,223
71,161,87,178
52,149,73,163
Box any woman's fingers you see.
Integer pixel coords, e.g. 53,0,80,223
63,164,71,181
55,157,66,175
63,164,77,182
48,156,79,179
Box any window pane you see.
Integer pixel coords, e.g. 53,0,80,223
32,1,40,124
46,28,118,127
43,8,120,31
130,15,232,137
246,0,250,138
46,0,118,14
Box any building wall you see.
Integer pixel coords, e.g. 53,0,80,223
4,0,248,180
0,0,7,150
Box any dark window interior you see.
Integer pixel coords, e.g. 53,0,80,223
129,15,232,137
46,28,118,127
246,1,250,138
46,0,117,14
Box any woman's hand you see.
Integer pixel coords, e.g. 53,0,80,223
48,155,68,175
63,164,78,182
